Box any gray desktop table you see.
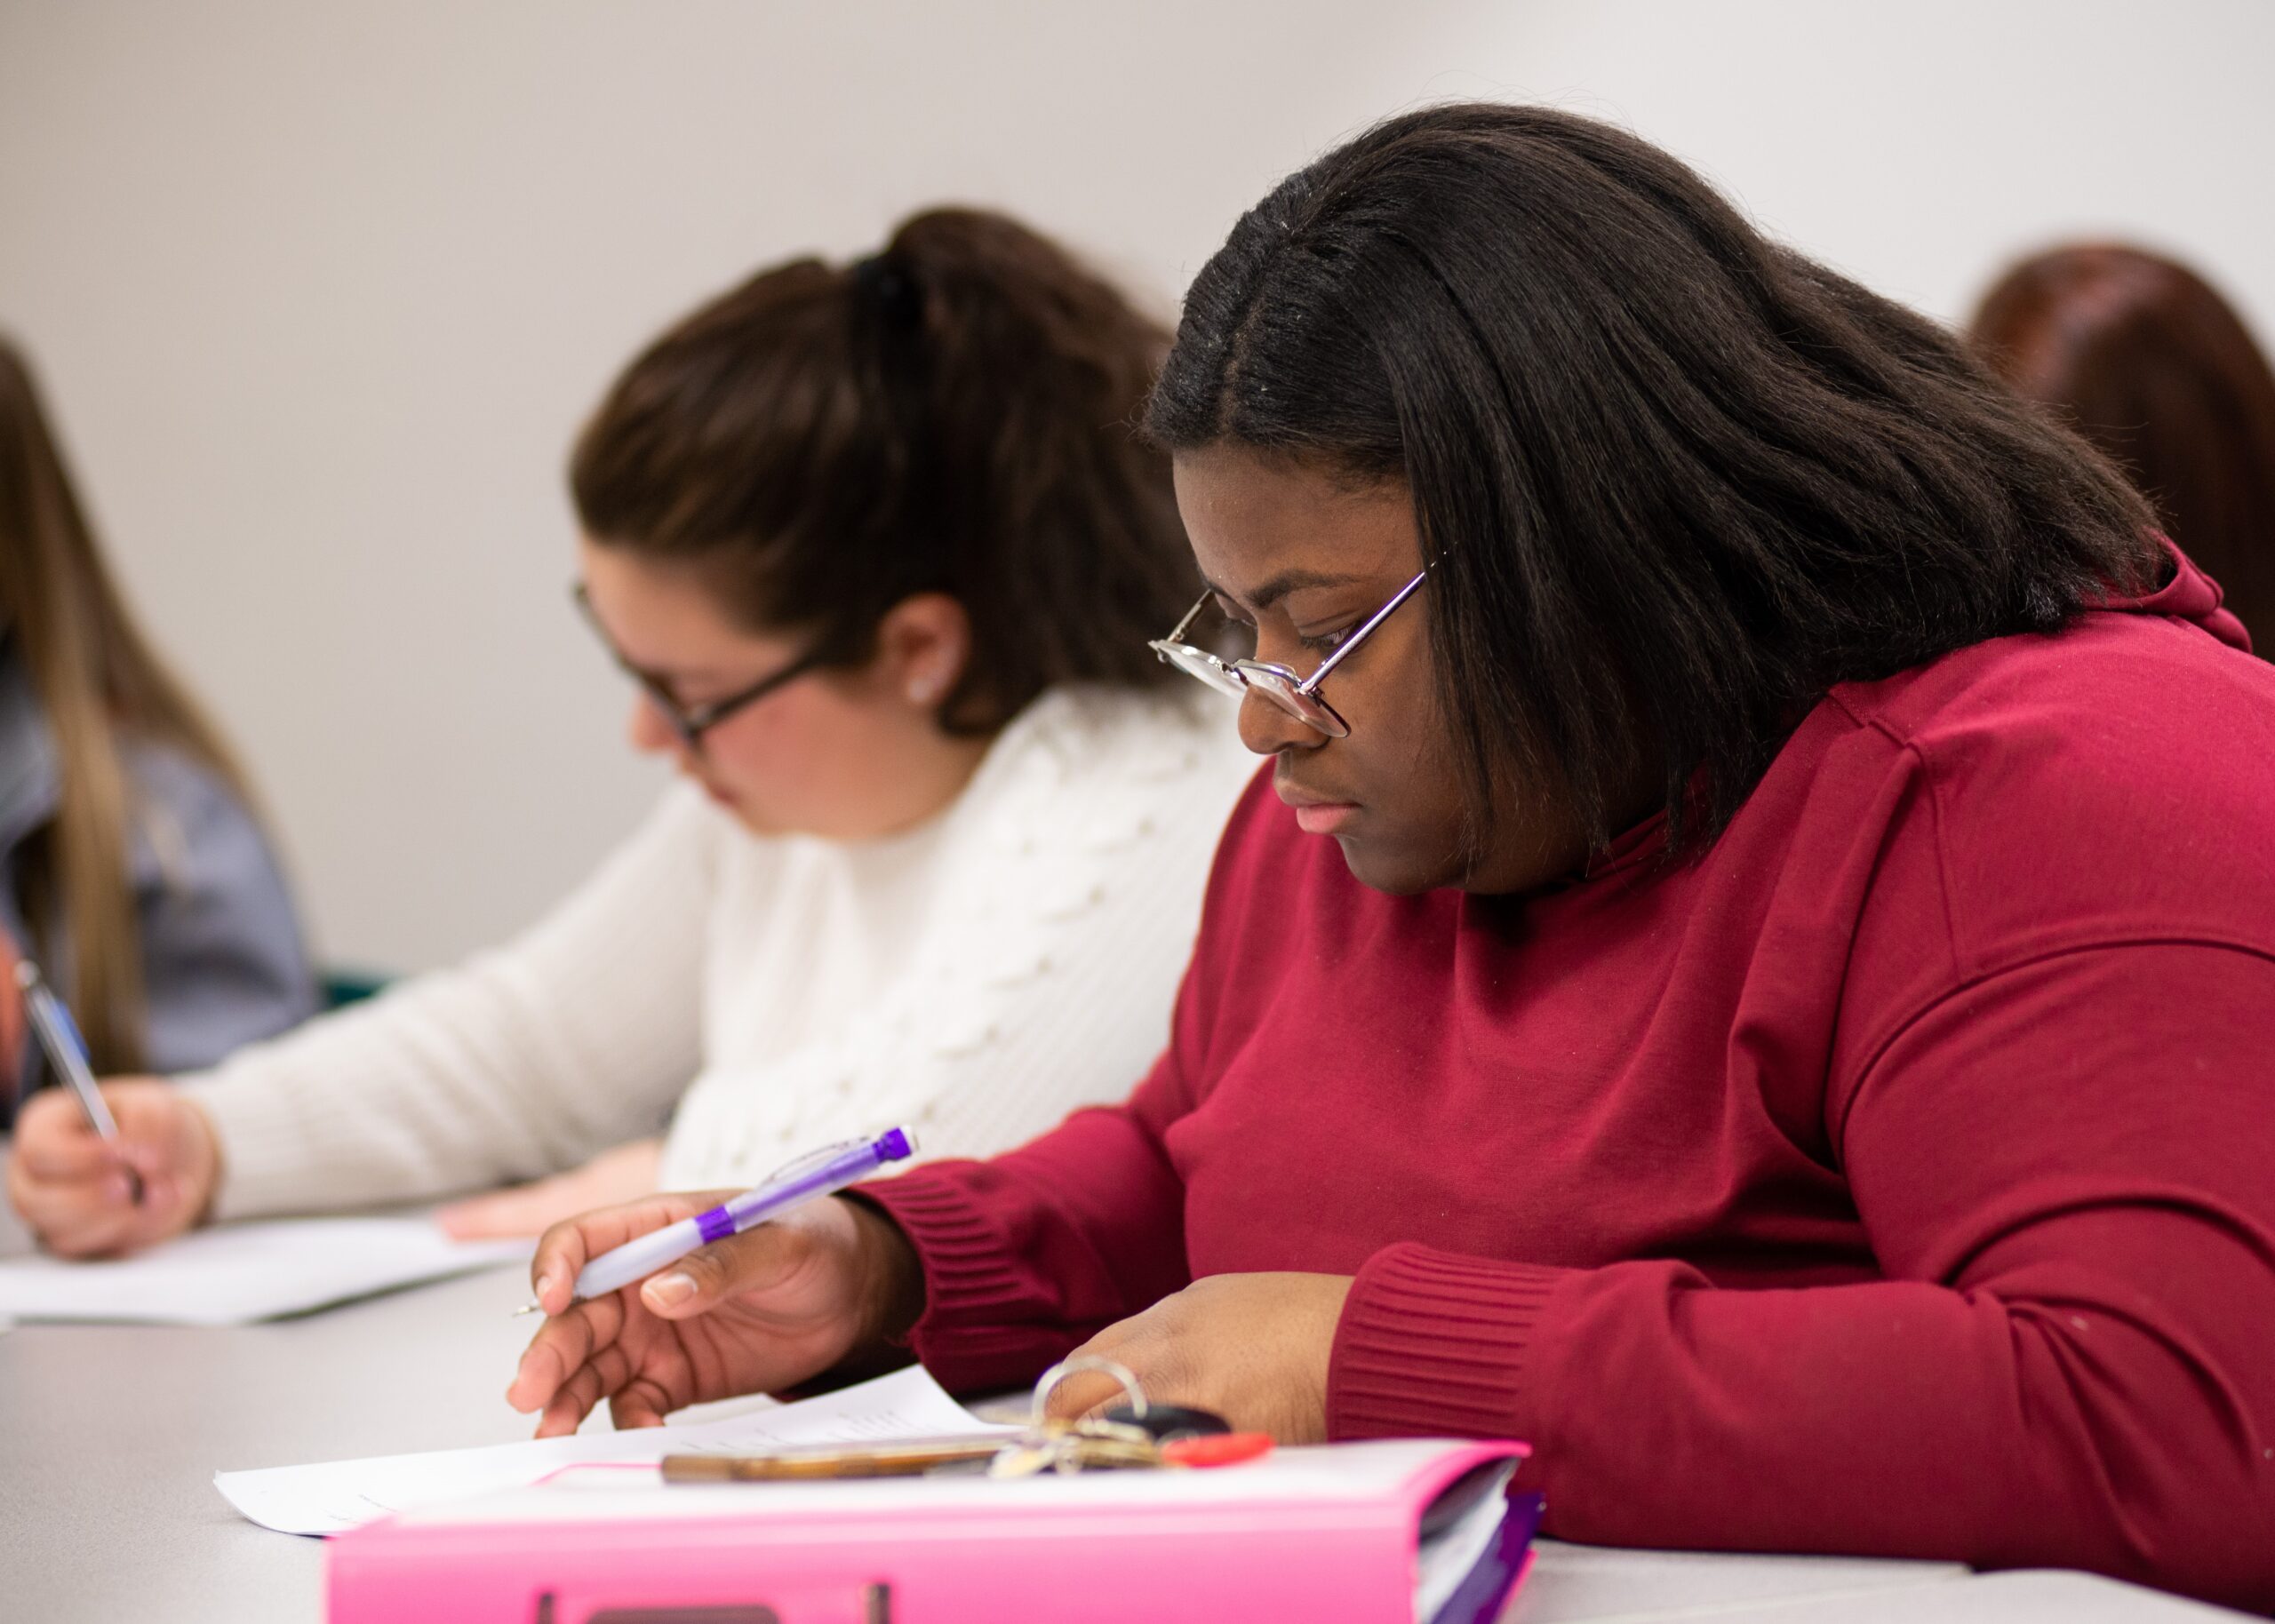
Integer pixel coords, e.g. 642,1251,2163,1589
0,1198,2248,1623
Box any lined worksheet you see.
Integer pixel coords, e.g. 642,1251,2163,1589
214,1364,1017,1535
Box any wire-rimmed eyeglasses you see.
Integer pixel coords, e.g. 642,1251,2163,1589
1146,570,1427,739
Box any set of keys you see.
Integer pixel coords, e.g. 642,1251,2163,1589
986,1358,1271,1476
660,1358,1273,1484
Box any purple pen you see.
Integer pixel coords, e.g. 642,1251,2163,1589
518,1126,916,1314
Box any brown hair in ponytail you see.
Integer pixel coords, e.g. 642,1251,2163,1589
569,207,1196,733
0,337,258,1071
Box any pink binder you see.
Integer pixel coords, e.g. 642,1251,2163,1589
327,1437,1538,1624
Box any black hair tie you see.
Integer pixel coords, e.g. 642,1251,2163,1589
852,253,925,331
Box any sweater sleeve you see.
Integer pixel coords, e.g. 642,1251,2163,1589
1327,941,2275,1612
850,755,1277,1394
854,1038,1200,1395
658,692,1254,1190
183,787,720,1218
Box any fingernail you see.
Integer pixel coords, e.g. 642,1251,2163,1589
533,1272,555,1302
643,1271,694,1309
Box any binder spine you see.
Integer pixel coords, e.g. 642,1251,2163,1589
329,1504,1415,1624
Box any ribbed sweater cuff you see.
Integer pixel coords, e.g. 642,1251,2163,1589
181,1067,335,1222
1329,1242,1576,1442
854,1171,1030,1320
851,1171,1073,1389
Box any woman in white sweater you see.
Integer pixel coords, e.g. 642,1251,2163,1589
8,208,1256,1254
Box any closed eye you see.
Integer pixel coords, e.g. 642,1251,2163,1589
1207,593,1353,657
1205,595,1260,657
1209,592,1251,628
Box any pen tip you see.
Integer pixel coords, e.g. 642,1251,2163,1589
13,961,37,991
511,1301,543,1318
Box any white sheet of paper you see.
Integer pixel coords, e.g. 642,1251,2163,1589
0,1216,529,1326
214,1364,1016,1536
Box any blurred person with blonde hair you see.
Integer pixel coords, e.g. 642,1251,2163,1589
0,336,316,1145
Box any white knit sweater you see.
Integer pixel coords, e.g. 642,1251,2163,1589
188,687,1257,1218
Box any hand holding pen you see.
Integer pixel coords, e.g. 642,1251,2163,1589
4,961,221,1256
15,960,141,1203
508,1128,927,1438
514,1128,915,1315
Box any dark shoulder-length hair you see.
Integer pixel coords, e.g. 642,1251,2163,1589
1970,243,2275,653
1145,104,2161,856
572,207,1195,736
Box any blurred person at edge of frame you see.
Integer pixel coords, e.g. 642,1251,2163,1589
1972,243,2275,654
0,336,317,1133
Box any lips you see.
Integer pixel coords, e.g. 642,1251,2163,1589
1276,776,1360,836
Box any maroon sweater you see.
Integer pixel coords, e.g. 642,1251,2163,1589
863,548,2275,1609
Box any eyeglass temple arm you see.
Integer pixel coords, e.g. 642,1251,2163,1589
1296,568,1430,695
1164,589,1215,645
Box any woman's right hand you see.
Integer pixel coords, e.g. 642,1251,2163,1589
5,1078,220,1256
507,1192,923,1437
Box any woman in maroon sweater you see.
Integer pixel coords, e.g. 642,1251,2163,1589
512,107,2275,1607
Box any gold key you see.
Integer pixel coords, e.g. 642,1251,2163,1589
1058,1432,1168,1473
987,1415,1163,1477
989,1358,1169,1477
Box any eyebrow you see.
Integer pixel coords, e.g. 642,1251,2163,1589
604,641,734,691
1202,568,1366,613
581,604,738,689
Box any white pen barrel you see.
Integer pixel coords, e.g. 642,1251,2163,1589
558,1128,914,1310
571,1215,706,1302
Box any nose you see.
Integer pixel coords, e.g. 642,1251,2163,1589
1235,688,1323,758
627,693,682,758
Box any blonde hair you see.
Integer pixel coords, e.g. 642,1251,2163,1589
0,337,258,1071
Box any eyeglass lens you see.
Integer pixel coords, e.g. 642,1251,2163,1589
1153,641,1246,698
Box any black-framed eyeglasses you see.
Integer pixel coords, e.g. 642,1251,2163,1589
571,583,827,753
1147,569,1427,739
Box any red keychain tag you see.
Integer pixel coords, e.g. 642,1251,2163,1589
1160,1432,1274,1469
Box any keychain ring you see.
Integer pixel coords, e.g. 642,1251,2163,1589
1027,1356,1148,1429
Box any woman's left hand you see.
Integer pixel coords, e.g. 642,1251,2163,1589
438,1138,665,1240
1042,1272,1353,1444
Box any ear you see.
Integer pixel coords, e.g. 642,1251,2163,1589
870,592,974,714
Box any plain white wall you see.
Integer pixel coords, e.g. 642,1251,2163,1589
0,0,1473,970
3,1,2270,972
1436,0,2275,334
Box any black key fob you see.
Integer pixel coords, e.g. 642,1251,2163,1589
1102,1403,1230,1443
